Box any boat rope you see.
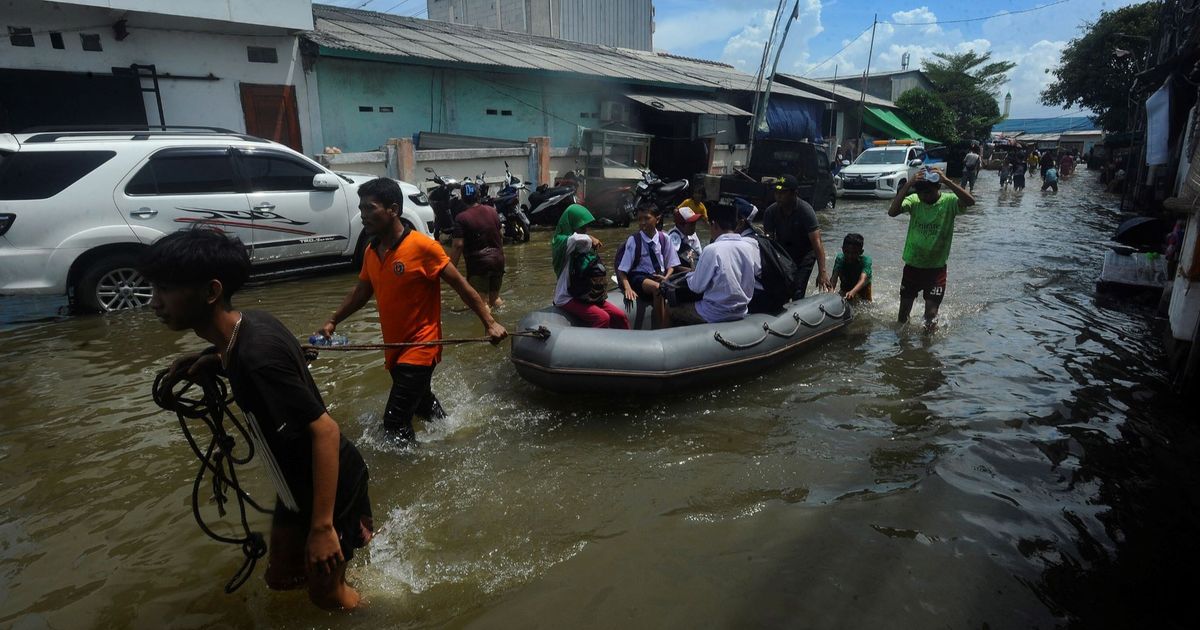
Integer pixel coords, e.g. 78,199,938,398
151,368,271,594
301,326,551,355
714,328,769,350
764,312,805,338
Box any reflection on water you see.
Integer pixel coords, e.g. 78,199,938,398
2,172,1198,628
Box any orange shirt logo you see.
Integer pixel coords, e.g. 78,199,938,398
392,261,406,276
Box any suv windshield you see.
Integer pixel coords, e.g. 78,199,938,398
854,149,909,166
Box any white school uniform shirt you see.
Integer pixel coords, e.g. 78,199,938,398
553,233,593,307
617,230,680,275
667,227,703,258
739,227,765,291
686,233,760,323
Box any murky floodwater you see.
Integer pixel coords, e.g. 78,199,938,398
3,171,1198,629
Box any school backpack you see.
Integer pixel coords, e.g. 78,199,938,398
568,251,608,305
745,230,800,310
613,231,671,275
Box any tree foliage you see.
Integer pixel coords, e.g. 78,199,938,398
921,51,1016,142
1040,2,1158,133
896,88,958,145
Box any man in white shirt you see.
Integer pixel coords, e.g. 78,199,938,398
656,203,759,327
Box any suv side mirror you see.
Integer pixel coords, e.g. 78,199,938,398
842,160,851,167
908,159,924,167
312,173,341,190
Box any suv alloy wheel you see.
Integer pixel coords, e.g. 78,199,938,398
75,252,153,312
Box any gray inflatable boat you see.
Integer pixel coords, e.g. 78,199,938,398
511,291,853,393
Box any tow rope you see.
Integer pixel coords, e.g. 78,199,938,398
152,368,271,594
300,326,551,358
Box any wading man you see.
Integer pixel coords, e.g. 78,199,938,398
762,174,831,297
888,166,975,331
319,178,507,442
145,229,372,610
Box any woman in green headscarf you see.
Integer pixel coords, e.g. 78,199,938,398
552,204,596,277
550,204,628,329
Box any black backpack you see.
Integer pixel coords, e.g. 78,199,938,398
568,251,608,305
745,229,800,310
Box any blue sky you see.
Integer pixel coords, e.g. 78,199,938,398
652,0,1143,117
332,0,1143,118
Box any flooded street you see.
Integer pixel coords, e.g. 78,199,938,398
3,171,1198,629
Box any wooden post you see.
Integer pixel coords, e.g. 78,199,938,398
386,137,416,182
529,136,551,187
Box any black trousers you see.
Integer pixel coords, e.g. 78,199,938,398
792,253,817,299
384,364,443,441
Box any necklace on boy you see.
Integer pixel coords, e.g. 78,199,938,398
222,314,243,368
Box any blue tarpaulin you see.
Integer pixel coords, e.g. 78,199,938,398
763,96,824,142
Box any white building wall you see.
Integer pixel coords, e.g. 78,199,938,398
45,0,313,31
2,1,316,153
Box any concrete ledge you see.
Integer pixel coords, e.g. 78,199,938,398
416,147,530,161
316,151,386,166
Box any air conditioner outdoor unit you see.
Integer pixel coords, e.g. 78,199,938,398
600,101,628,123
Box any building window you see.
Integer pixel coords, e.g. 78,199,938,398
501,110,512,116
359,106,374,112
80,33,102,51
49,32,64,49
486,109,498,115
379,106,394,113
246,46,278,63
8,26,34,47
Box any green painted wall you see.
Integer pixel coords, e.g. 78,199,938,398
315,57,607,151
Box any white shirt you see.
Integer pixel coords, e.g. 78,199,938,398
617,230,680,275
686,233,760,323
740,227,764,291
668,227,703,260
554,233,593,307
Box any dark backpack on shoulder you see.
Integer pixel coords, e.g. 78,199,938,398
746,230,800,310
568,251,608,305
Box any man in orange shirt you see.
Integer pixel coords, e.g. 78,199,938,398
319,178,507,442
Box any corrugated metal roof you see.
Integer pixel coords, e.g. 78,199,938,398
775,73,897,109
624,93,753,116
308,3,831,103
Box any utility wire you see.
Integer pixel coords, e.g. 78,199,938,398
881,0,1071,26
801,23,874,77
381,0,418,14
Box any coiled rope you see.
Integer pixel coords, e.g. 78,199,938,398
152,368,271,594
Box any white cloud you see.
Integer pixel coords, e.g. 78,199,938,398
654,8,753,53
890,6,942,37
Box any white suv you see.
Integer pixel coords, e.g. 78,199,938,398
835,142,928,199
0,128,434,312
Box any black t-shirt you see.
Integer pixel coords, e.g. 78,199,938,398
225,310,368,516
763,199,820,264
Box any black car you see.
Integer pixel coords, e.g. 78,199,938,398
717,139,837,212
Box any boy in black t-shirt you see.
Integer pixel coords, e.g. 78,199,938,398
144,229,372,611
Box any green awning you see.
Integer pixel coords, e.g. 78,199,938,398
864,106,940,146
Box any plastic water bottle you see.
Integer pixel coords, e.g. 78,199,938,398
308,334,349,346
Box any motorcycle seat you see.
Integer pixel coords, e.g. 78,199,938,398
657,180,689,196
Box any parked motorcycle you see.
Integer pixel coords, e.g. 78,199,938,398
424,166,462,241
527,170,579,227
490,161,531,242
632,167,690,220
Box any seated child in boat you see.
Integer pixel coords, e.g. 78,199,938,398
552,205,629,329
617,202,680,304
830,233,872,301
656,204,759,327
668,207,704,270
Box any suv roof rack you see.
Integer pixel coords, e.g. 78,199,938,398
19,125,269,144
